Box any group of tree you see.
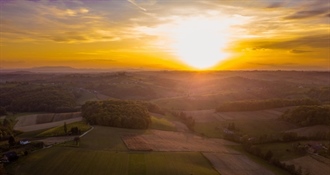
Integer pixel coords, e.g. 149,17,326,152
0,107,6,116
232,131,330,145
281,105,330,126
136,101,166,115
307,87,330,103
170,111,195,131
0,83,77,113
81,100,151,129
0,118,16,141
243,143,305,175
216,98,319,112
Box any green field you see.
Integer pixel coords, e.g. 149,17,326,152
79,126,146,151
37,121,91,137
150,116,176,131
194,122,223,138
227,145,291,175
194,119,296,138
8,126,219,175
10,148,219,175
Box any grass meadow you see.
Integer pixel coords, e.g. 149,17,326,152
150,116,177,131
8,126,219,175
37,121,91,137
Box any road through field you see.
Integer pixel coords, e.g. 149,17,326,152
14,113,82,132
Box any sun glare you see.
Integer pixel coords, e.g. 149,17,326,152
171,17,232,69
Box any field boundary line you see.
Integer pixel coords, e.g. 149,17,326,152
80,126,94,138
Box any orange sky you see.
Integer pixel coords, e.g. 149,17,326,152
0,0,329,70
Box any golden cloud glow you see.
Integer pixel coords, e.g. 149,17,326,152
0,0,329,70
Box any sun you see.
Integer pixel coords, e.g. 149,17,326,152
170,17,232,69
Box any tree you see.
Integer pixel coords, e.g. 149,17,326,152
8,135,16,147
265,150,273,161
74,137,80,146
71,127,79,135
0,107,6,116
64,122,67,134
3,118,11,128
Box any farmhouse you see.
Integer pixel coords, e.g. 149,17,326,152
19,139,31,145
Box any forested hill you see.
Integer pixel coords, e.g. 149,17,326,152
0,83,76,113
215,98,319,112
281,105,330,126
81,100,151,129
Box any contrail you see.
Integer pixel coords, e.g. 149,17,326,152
127,0,146,11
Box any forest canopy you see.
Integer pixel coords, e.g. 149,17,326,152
281,105,330,126
0,83,76,113
81,100,151,129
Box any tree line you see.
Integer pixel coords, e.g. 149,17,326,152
281,105,330,126
216,98,319,112
307,87,330,103
0,83,77,113
0,118,20,142
170,111,195,131
243,143,305,175
81,100,151,129
136,101,166,115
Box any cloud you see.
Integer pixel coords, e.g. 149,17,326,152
266,2,283,9
242,34,330,50
0,0,129,43
127,0,146,11
285,8,329,19
248,62,297,66
284,0,330,19
289,49,313,54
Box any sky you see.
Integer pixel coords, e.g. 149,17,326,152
0,0,329,70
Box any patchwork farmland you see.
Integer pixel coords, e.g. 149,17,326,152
8,126,287,175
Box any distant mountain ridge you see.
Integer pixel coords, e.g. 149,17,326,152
30,66,78,72
0,66,139,73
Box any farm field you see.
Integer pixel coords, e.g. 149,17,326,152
8,126,287,175
256,141,330,161
185,108,290,123
122,130,238,152
37,121,92,137
204,152,276,175
9,148,219,175
76,88,112,105
284,155,330,175
2,71,329,175
150,116,177,131
191,108,297,138
14,112,82,132
285,125,330,137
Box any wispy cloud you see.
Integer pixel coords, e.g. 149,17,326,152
284,0,330,19
289,49,313,54
127,0,146,11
